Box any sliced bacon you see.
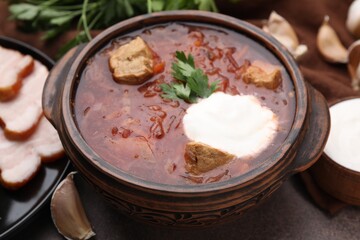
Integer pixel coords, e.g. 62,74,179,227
0,116,64,190
0,61,48,140
0,46,34,101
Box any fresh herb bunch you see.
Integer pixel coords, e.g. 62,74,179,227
7,0,218,56
161,51,219,103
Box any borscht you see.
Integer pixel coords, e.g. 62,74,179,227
74,23,296,185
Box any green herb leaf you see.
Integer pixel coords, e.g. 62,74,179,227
160,83,181,101
38,9,72,20
9,3,40,20
150,0,165,11
123,0,135,17
174,83,196,102
171,51,195,82
160,82,197,103
162,51,219,103
187,69,213,98
50,15,74,26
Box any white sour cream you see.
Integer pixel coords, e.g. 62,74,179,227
324,98,360,172
183,92,279,158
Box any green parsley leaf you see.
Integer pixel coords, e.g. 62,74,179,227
173,83,191,100
160,82,197,103
161,51,219,103
187,69,212,98
160,83,180,101
171,51,195,82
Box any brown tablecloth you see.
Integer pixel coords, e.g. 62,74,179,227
1,0,360,239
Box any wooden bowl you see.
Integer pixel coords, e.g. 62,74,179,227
42,11,330,228
310,97,360,206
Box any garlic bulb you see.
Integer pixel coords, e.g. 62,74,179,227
51,172,95,240
346,0,360,39
263,11,308,60
317,16,348,63
348,40,360,91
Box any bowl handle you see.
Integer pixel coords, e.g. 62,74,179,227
290,83,330,174
42,45,86,128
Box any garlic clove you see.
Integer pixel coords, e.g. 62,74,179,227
348,40,360,91
263,11,308,59
346,0,360,39
293,44,309,60
51,172,95,240
317,16,348,64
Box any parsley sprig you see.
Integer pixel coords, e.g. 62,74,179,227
161,51,219,103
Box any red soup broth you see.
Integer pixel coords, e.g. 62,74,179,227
74,23,296,185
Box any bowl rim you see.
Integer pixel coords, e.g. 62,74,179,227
59,10,307,193
322,96,360,176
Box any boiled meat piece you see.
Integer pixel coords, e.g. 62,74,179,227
242,60,282,90
109,37,154,84
184,142,235,175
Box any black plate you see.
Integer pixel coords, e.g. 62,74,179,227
0,36,70,239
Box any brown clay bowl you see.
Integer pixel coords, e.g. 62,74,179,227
42,11,330,228
310,97,360,206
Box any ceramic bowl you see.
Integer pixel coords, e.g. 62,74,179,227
310,97,360,206
42,11,330,227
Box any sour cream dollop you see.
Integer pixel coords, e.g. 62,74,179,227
324,98,360,172
183,92,279,158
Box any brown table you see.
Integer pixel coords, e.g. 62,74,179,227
9,173,360,240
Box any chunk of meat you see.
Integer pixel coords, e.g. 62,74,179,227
184,142,235,175
0,46,34,101
242,60,282,89
0,116,64,190
109,37,154,84
0,61,48,140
